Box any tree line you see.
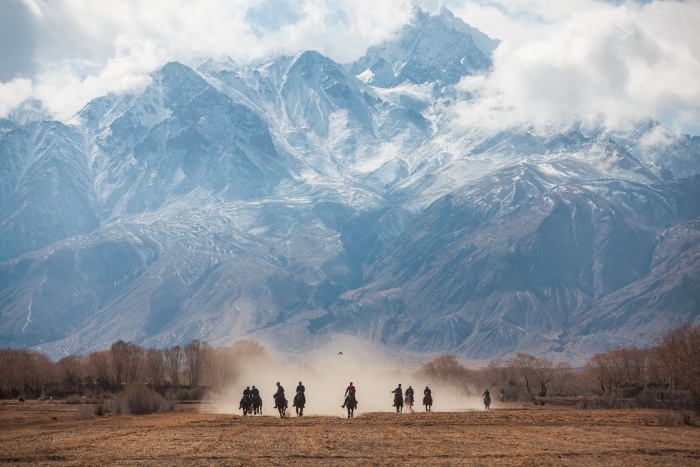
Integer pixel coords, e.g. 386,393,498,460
417,323,700,410
1,323,698,410
0,339,267,399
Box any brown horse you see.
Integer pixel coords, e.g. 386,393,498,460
274,395,288,418
239,395,253,416
344,394,357,419
252,394,263,415
293,392,305,416
393,392,403,413
423,395,432,412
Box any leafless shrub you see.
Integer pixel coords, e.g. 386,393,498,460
93,402,109,417
636,388,694,410
652,410,694,427
119,384,175,415
577,394,635,410
76,404,94,420
166,386,205,401
64,394,84,404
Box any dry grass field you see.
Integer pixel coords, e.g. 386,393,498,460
1,399,699,466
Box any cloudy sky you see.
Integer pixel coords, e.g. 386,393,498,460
1,0,699,134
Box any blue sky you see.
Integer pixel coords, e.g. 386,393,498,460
1,0,699,135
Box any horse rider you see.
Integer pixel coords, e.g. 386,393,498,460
243,386,252,398
274,382,285,408
390,383,403,407
251,385,260,399
482,389,491,403
295,381,306,406
342,382,356,408
404,385,414,402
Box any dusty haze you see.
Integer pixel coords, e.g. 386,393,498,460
205,339,486,416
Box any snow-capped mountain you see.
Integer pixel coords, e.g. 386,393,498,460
351,7,498,88
0,8,698,360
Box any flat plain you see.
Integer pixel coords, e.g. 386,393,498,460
1,399,699,466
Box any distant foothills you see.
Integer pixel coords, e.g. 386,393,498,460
0,8,698,361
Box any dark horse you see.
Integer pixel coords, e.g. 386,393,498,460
423,395,433,412
344,394,357,419
252,394,263,415
274,394,288,418
393,392,404,413
483,393,491,410
239,395,253,416
293,392,306,416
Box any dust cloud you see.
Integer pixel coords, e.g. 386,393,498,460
205,337,486,417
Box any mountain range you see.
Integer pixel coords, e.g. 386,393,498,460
1,8,698,361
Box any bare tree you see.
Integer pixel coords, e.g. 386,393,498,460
184,340,210,386
88,350,112,386
653,323,700,409
145,349,167,388
0,349,57,397
420,355,469,386
532,357,555,397
550,362,574,396
510,353,538,397
111,340,145,384
585,352,612,393
57,355,87,392
165,345,183,388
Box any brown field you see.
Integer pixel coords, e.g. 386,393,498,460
1,400,699,466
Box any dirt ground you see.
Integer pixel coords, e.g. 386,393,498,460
1,399,699,466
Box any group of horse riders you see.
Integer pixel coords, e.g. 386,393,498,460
391,383,434,412
238,385,263,415
242,381,495,415
238,381,307,417
241,381,434,415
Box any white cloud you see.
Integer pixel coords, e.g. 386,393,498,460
0,78,33,116
454,1,700,134
1,0,416,120
1,0,698,134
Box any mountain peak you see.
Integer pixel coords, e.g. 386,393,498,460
8,98,51,125
351,7,499,88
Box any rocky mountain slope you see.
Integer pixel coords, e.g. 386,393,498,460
0,8,698,360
